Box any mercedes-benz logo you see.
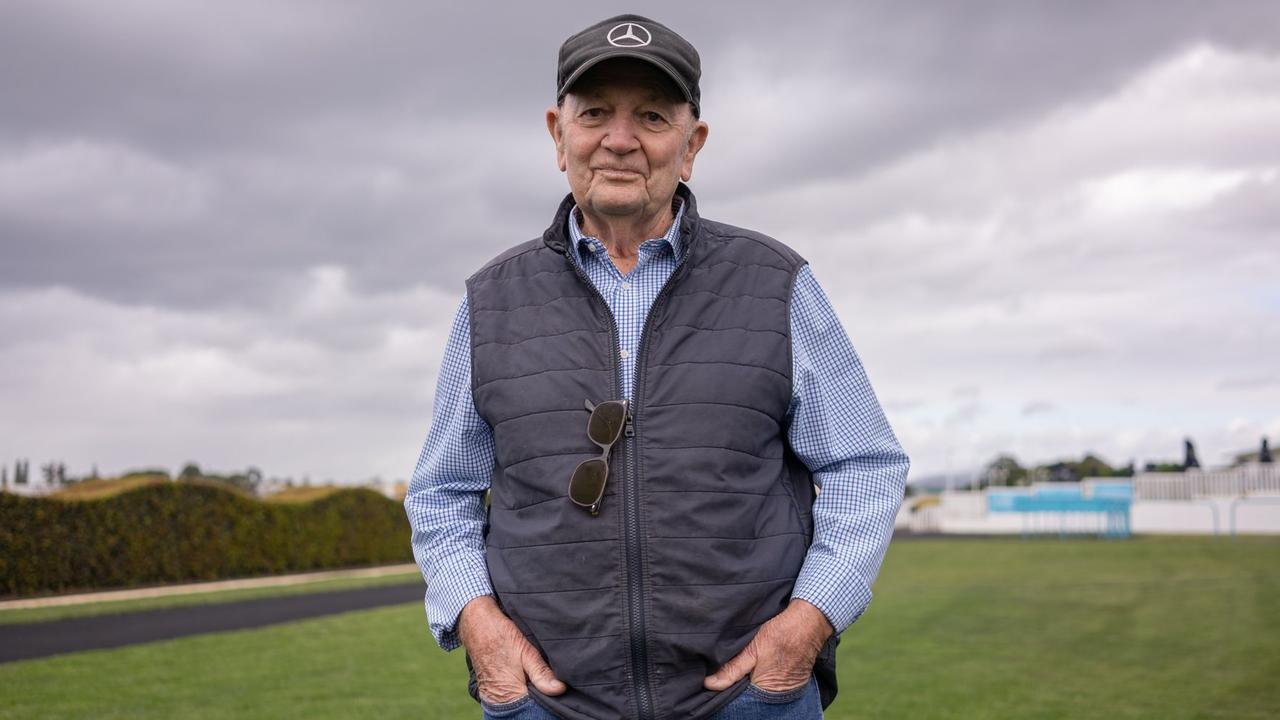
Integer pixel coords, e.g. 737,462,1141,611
607,22,652,48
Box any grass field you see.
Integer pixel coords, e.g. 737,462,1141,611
1,536,1277,719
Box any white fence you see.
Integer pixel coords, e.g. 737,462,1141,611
1133,466,1280,501
938,491,988,518
897,470,1280,535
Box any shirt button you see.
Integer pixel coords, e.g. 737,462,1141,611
620,282,631,291
620,348,630,359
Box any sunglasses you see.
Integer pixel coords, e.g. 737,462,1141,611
568,398,630,516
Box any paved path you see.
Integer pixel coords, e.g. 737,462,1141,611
0,581,424,664
0,563,420,610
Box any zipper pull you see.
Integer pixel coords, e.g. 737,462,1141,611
624,408,635,437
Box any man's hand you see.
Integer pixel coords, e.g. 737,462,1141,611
703,598,834,693
457,595,567,703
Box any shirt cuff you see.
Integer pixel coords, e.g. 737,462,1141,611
424,552,494,651
789,553,873,635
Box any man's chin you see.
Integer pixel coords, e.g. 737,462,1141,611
584,193,649,219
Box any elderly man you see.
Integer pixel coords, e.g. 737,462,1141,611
405,14,909,720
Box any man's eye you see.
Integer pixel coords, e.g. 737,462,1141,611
643,112,665,123
582,108,605,118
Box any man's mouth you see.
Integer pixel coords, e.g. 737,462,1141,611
596,168,643,178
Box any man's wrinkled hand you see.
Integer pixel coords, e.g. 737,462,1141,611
458,595,567,704
703,599,834,693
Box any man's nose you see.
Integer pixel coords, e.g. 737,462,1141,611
600,115,641,154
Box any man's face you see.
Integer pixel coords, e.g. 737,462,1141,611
547,60,709,221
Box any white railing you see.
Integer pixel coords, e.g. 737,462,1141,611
1134,466,1280,500
910,504,942,533
939,490,988,518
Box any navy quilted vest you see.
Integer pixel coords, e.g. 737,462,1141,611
466,184,838,720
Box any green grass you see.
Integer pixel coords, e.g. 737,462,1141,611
1,536,1277,719
0,603,465,720
0,568,421,625
843,536,1280,719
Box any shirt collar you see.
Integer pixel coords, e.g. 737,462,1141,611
567,197,686,268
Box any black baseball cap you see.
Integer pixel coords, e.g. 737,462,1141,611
556,14,702,117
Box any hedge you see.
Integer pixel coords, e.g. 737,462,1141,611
0,483,414,598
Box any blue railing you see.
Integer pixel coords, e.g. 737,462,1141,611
987,483,1132,538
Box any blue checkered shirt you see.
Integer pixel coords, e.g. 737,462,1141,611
405,200,910,650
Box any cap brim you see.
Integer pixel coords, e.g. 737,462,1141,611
557,50,695,109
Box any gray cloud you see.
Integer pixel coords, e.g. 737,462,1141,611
4,0,1279,310
1,0,1278,481
1218,375,1280,391
1022,401,1055,416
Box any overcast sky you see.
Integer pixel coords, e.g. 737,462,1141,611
2,0,1277,485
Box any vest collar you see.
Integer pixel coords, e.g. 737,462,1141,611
542,182,701,256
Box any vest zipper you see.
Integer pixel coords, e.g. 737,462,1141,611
565,257,655,718
567,236,692,720
626,244,694,720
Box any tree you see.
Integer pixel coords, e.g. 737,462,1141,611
189,466,266,495
981,454,1027,487
1072,453,1116,479
1040,461,1078,483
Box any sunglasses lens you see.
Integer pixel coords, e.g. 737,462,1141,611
588,401,627,445
569,458,608,506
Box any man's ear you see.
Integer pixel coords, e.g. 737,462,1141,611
680,120,710,182
546,107,567,173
